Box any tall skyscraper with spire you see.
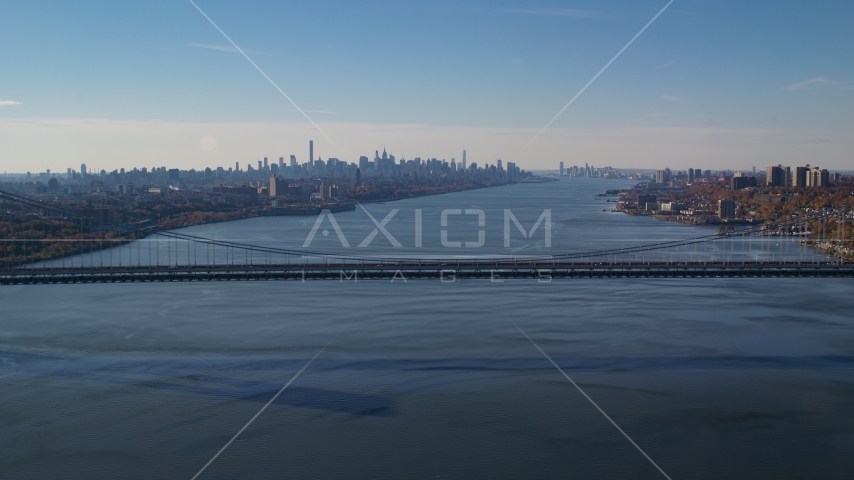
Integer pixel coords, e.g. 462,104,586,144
462,150,467,171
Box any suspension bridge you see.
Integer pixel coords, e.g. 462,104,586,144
1,189,852,284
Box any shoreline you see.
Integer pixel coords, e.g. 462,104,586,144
608,197,849,261
572,175,854,262
1,180,530,266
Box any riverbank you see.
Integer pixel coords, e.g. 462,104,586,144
0,179,538,266
606,182,853,259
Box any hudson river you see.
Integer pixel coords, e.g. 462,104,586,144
2,178,852,479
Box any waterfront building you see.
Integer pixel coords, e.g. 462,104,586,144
637,194,657,211
269,174,283,197
718,199,736,219
659,202,685,213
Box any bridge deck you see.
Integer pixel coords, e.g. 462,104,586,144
2,261,852,284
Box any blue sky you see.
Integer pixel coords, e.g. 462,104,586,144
1,0,852,172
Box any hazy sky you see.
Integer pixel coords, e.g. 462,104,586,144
1,0,852,173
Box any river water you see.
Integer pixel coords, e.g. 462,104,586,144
2,178,853,479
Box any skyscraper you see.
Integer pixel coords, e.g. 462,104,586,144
80,163,87,176
290,155,297,168
559,162,565,176
462,150,466,171
278,157,284,169
766,165,786,186
309,140,314,164
807,166,829,187
794,165,809,187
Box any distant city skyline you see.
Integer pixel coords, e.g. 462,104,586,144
1,1,852,172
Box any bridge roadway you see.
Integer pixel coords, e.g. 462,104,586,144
1,260,852,284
